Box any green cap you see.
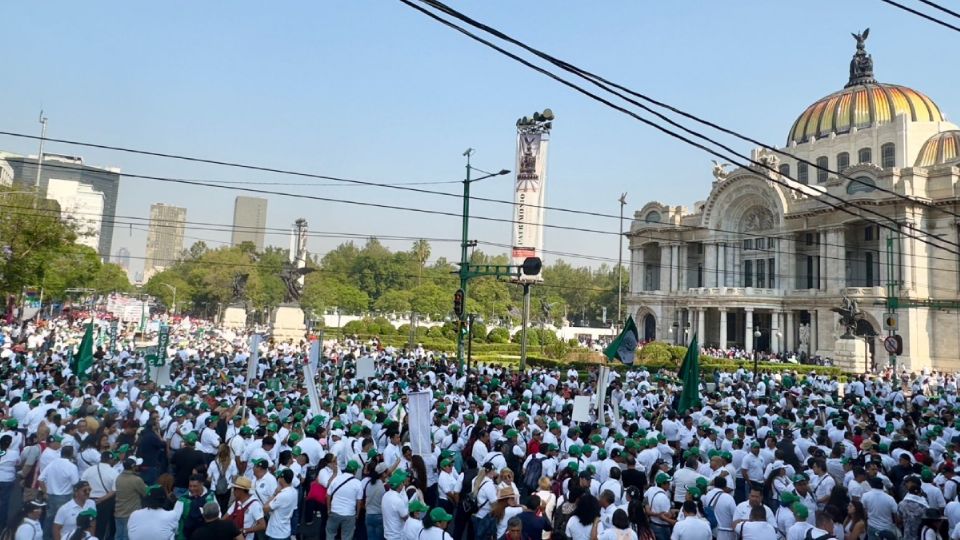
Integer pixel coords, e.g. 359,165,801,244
367,448,379,459
346,460,361,473
792,502,809,519
408,499,429,513
506,429,519,439
655,473,672,485
440,458,454,468
566,462,579,472
291,446,303,457
78,508,97,518
182,432,199,445
687,486,701,499
792,473,809,484
388,470,408,487
695,477,708,489
781,491,799,505
429,507,454,522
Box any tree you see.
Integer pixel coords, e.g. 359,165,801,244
374,290,413,313
92,263,132,294
412,239,431,286
0,192,77,297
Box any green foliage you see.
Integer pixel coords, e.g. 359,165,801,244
469,321,487,340
487,327,510,343
668,346,688,361
341,320,368,335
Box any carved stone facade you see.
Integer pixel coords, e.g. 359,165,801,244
626,36,960,372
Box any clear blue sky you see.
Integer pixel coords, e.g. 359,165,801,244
0,1,955,276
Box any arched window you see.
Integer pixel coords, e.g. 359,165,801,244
797,162,809,184
816,156,828,183
778,163,790,177
858,147,872,164
645,211,661,224
847,176,877,194
881,143,896,168
837,152,850,173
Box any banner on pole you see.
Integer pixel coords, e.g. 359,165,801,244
356,356,375,380
247,334,261,382
406,390,432,456
156,325,170,365
572,395,592,422
511,117,552,283
309,340,321,372
304,362,322,417
109,321,118,353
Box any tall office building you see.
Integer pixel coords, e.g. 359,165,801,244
5,152,120,260
144,203,187,279
115,247,131,270
231,196,268,251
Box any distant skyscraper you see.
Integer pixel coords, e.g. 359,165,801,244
4,152,120,260
115,247,131,269
231,196,268,251
144,203,187,278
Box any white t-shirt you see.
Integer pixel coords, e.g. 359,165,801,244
54,499,96,540
265,486,297,538
496,506,524,539
671,516,713,540
565,518,595,540
127,507,183,540
226,497,264,540
599,528,638,540
328,475,363,516
82,463,118,499
382,490,409,540
734,521,777,540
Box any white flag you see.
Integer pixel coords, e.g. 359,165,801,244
247,334,261,382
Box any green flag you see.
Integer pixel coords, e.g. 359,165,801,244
76,322,95,381
603,315,639,364
677,333,700,413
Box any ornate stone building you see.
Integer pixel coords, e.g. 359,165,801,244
626,32,960,371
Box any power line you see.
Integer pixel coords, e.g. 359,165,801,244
417,0,960,226
917,0,960,20
399,0,960,257
879,0,960,32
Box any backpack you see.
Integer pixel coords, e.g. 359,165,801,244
228,498,255,532
702,491,721,530
550,498,576,540
213,462,230,495
804,529,836,540
460,479,489,514
522,456,546,493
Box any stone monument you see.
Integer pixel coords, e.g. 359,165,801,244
222,273,249,330
271,219,314,343
830,294,868,372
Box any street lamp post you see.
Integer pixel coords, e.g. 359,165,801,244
455,149,510,374
753,329,762,376
617,193,627,330
161,283,177,316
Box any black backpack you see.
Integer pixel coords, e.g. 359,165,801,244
522,456,546,493
460,479,489,514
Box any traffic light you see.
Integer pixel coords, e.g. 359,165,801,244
884,313,898,331
521,257,542,276
453,289,464,319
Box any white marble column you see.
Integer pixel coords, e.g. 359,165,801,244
771,311,781,354
786,311,795,352
818,231,827,290
726,243,736,287
745,308,754,353
704,243,717,287
670,244,680,291
631,246,645,292
901,218,915,291
827,227,847,292
718,243,726,287
697,307,706,344
810,310,819,354
678,243,687,291
782,236,796,291
719,308,728,350
660,245,672,292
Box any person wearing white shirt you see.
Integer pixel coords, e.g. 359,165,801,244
14,501,45,540
52,482,96,540
325,461,363,539
382,474,410,540
127,487,184,540
734,505,777,540
732,487,776,529
403,500,429,540
224,477,265,540
437,459,462,509
705,480,737,540
81,453,118,538
672,500,713,540
472,433,490,466
861,477,899,537
263,470,297,540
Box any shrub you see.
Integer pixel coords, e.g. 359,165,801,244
638,342,670,360
396,324,411,337
469,321,487,340
486,327,510,343
668,346,688,361
371,317,395,335
341,320,368,336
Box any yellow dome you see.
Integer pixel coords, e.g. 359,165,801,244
788,83,944,144
915,130,960,167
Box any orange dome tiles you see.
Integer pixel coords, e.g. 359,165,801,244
788,83,944,144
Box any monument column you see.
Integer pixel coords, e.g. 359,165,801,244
660,244,672,292
819,231,827,290
704,243,717,288
632,246,645,292
718,308,728,350
717,243,726,287
810,310,819,354
677,243,687,291
744,308,754,353
697,307,706,344
771,311,781,354
786,311,795,352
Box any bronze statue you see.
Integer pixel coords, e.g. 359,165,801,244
831,293,864,338
279,265,315,304
231,273,249,304
846,28,875,88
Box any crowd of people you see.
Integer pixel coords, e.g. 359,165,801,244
0,315,956,540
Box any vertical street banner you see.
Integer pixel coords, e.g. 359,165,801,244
406,390,432,456
109,321,118,353
156,325,170,365
303,362,322,417
512,114,552,283
247,334,262,382
309,340,321,372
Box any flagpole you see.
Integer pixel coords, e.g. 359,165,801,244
617,193,627,331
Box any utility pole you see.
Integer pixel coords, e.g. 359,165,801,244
617,193,627,330
33,112,48,208
456,148,474,374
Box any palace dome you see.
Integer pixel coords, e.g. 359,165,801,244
915,130,960,167
787,29,944,144
788,83,944,144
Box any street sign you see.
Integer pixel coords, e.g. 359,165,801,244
883,313,898,331
156,325,170,365
109,321,118,353
883,335,902,355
